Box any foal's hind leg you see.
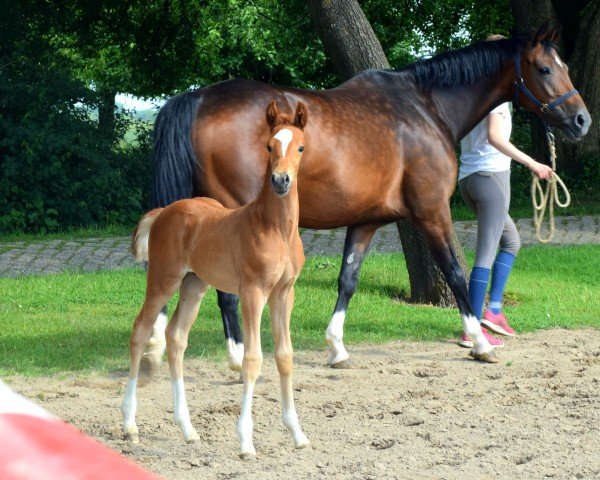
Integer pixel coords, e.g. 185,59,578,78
166,273,209,443
121,274,182,442
326,223,380,368
140,261,168,373
415,212,497,363
269,283,310,449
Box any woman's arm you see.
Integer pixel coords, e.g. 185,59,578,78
487,113,554,180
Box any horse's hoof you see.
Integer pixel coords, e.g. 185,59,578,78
239,451,256,460
469,350,499,363
140,354,161,377
329,358,358,369
295,440,311,450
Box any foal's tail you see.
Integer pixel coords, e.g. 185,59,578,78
151,91,201,208
131,209,163,262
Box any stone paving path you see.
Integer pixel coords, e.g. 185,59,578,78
1,216,598,278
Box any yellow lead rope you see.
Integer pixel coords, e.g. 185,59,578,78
531,132,571,243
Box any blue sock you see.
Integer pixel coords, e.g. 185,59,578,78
468,267,490,321
489,251,516,314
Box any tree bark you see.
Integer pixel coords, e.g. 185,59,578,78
98,88,116,138
510,0,600,178
306,0,468,306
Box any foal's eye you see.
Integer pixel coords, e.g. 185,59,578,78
298,146,304,153
538,66,551,75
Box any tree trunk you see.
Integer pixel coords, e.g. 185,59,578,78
510,0,600,179
98,88,116,138
306,0,468,306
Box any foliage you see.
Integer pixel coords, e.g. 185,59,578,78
1,246,598,376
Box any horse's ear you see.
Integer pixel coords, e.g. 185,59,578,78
533,20,553,44
294,102,308,130
549,23,562,43
266,100,280,128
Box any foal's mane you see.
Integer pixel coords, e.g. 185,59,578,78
405,34,554,91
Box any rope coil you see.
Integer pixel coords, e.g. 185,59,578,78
531,132,571,243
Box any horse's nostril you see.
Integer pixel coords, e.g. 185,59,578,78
576,114,585,128
284,174,290,185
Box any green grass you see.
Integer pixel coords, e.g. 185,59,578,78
1,246,598,376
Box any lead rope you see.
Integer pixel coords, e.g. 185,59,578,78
531,131,571,243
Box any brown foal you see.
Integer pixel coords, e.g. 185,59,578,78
121,101,310,459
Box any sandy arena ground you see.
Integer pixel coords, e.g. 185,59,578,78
7,329,600,480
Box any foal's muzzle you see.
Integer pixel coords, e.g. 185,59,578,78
271,172,291,196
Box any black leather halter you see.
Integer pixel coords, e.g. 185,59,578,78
514,51,579,114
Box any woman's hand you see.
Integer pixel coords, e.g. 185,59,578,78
528,161,554,180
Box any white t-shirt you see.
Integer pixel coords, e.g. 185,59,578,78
459,102,512,181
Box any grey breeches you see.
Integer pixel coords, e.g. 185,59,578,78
458,170,521,269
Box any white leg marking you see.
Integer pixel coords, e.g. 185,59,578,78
121,377,139,441
326,311,350,365
144,312,167,366
274,128,293,157
226,338,244,372
462,314,492,355
280,377,310,449
346,252,354,264
237,384,256,458
171,378,200,443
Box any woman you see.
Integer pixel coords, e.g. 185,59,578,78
458,87,553,348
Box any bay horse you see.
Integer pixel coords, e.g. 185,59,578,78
148,25,590,368
121,102,310,458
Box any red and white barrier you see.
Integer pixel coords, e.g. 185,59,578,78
0,381,159,480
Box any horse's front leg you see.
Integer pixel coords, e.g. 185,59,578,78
326,223,380,368
269,283,310,449
237,287,266,459
217,291,244,372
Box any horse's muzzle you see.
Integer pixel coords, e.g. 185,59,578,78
271,173,291,196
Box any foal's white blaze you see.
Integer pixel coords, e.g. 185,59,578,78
226,338,244,372
171,378,199,442
274,128,293,157
121,377,139,440
462,314,492,354
326,311,350,365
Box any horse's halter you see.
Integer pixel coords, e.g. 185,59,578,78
514,51,579,114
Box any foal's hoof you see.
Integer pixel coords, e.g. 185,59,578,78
140,354,162,377
469,350,500,363
295,439,311,450
329,358,358,369
125,432,140,444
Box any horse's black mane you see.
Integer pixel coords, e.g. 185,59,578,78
404,34,554,90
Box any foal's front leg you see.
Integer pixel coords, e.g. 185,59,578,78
166,273,208,443
237,287,266,459
269,283,310,449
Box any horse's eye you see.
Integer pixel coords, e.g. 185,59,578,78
298,146,304,153
538,66,551,75
267,145,272,152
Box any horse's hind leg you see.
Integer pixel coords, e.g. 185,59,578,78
121,273,182,442
140,261,168,373
217,291,244,372
166,273,208,443
415,212,497,363
326,223,380,368
269,283,310,449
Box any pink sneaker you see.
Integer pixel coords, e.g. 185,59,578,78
458,328,504,348
482,310,516,337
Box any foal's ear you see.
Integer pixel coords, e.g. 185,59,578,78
266,100,280,128
294,102,308,130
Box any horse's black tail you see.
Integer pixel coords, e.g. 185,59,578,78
150,91,201,208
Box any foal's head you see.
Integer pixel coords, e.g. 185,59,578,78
265,101,307,197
